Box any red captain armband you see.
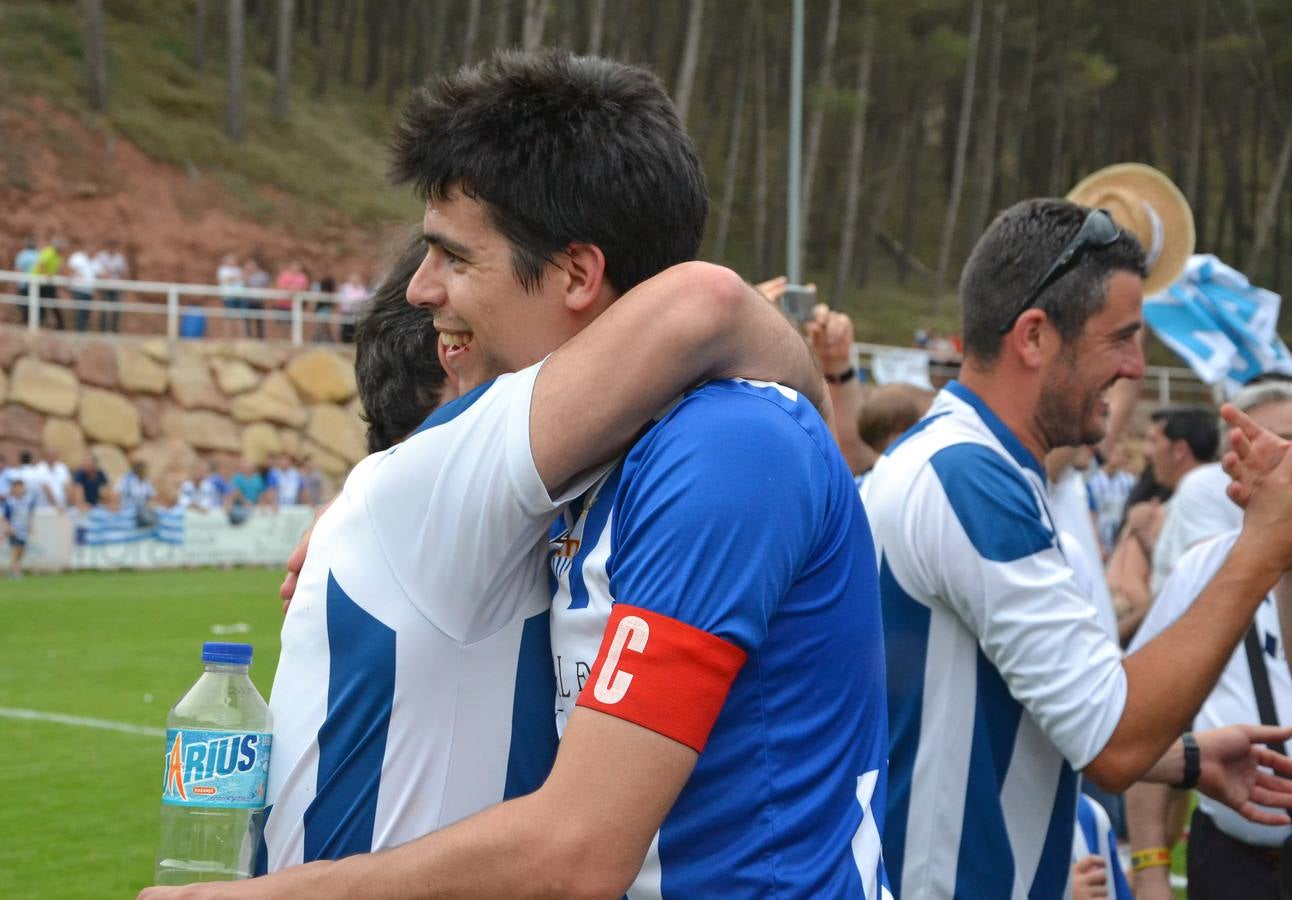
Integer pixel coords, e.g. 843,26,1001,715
576,604,747,753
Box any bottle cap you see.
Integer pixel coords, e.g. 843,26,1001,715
201,642,253,666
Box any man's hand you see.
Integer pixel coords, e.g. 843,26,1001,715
803,303,855,379
1124,499,1164,557
1196,724,1292,825
754,275,788,306
1223,403,1292,510
1070,855,1108,900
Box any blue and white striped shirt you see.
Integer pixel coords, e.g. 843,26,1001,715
863,381,1128,899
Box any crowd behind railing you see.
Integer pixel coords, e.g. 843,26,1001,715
2,236,372,345
0,445,329,579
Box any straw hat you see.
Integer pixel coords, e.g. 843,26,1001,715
1067,163,1195,296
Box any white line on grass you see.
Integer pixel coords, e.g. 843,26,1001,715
0,706,164,738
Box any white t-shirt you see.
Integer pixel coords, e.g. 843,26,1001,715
217,264,243,296
66,251,100,291
1150,463,1242,595
29,461,71,508
1132,529,1292,847
261,361,601,873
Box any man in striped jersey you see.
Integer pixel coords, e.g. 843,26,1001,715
143,50,887,900
864,198,1292,898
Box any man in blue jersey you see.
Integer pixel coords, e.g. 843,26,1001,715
863,197,1292,898
142,50,888,900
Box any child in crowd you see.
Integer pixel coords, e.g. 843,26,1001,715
3,480,37,578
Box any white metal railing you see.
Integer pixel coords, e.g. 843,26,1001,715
0,269,357,345
0,269,1218,404
852,341,1219,407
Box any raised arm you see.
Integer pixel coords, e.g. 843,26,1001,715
530,261,824,494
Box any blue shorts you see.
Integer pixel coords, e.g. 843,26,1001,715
9,535,26,548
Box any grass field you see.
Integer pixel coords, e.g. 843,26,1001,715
0,568,284,900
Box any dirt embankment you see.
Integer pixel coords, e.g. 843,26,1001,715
0,98,406,286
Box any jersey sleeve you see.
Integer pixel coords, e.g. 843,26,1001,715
577,387,830,751
916,443,1128,770
365,361,604,642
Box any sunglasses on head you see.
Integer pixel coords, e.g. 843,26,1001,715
997,208,1122,334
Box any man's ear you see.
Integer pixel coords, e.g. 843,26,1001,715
1009,309,1051,371
556,243,608,313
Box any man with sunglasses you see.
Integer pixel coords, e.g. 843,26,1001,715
864,198,1292,898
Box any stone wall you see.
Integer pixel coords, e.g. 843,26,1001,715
0,327,365,499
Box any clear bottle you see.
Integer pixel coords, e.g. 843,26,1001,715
154,642,272,885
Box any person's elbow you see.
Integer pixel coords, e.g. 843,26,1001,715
1082,743,1144,794
530,823,643,900
653,261,748,336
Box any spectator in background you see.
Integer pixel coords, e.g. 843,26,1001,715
1147,406,1239,595
242,257,270,338
855,383,934,493
1087,440,1137,556
66,242,100,332
13,237,39,323
297,456,324,506
312,274,337,342
71,452,109,510
33,237,65,330
266,453,302,507
227,458,269,513
0,453,10,498
3,479,36,579
115,460,157,526
178,460,226,512
273,259,309,340
216,253,245,338
94,239,128,333
338,271,369,343
29,447,71,510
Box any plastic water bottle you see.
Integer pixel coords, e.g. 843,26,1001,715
154,642,272,885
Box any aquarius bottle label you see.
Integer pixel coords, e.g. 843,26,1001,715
160,728,272,809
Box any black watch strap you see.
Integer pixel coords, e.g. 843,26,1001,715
1172,731,1201,790
825,367,856,385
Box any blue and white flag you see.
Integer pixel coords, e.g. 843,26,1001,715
76,506,186,546
1145,255,1292,397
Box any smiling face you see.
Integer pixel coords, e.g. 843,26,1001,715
406,191,580,392
1035,270,1145,450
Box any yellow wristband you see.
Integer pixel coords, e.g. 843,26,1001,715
1130,847,1172,871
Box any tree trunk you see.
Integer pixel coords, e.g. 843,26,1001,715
832,10,875,301
313,0,343,97
384,1,407,103
522,0,547,50
1247,116,1292,273
1046,84,1068,196
339,0,358,84
1183,0,1207,208
899,95,925,286
968,2,1005,242
463,0,482,62
364,0,384,90
587,0,606,56
672,0,704,126
226,0,245,142
930,0,983,314
1007,14,1038,199
193,0,208,72
80,0,109,113
495,0,511,49
800,0,841,240
272,0,293,119
858,114,914,287
713,19,753,263
752,7,769,274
